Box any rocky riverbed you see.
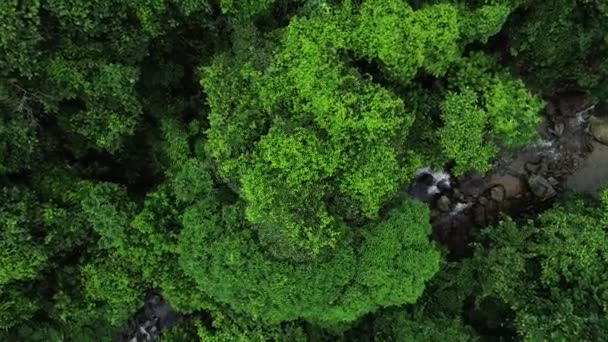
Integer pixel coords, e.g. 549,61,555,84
419,94,608,258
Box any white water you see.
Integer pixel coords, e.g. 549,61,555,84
426,185,440,195
451,202,471,214
415,167,452,188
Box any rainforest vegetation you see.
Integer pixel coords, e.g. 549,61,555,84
1,0,608,340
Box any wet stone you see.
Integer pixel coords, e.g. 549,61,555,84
437,179,451,192
485,199,499,214
589,115,608,145
546,101,556,117
478,196,489,206
460,172,485,198
453,188,465,202
437,195,451,212
528,175,557,199
547,176,559,187
431,209,441,219
490,185,506,202
473,206,487,226
418,172,435,186
525,162,541,174
492,174,524,199
554,122,565,136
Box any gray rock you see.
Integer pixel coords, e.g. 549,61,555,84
473,206,487,226
528,175,557,199
460,172,485,198
589,115,608,145
545,101,556,117
431,209,441,219
490,174,524,198
490,185,506,202
453,188,465,201
525,162,541,174
437,195,451,212
547,176,559,187
559,95,591,117
553,122,565,136
478,196,489,206
566,141,608,197
437,179,451,192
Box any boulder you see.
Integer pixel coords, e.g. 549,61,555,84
490,174,524,199
528,175,557,200
589,115,608,145
490,185,506,202
525,162,541,174
473,205,487,226
437,195,451,212
553,122,565,136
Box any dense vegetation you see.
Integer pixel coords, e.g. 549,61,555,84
1,0,607,340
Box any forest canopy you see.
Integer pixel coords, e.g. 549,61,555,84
1,0,608,340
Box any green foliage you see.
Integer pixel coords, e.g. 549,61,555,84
79,182,137,250
484,76,544,147
46,59,142,152
0,186,48,285
221,0,276,18
0,1,42,78
422,192,608,340
356,200,441,306
179,198,440,325
0,284,40,331
461,3,512,43
129,184,216,313
371,309,477,342
439,89,496,175
0,113,38,175
507,0,608,97
81,256,144,326
449,53,544,149
196,312,308,342
0,0,596,340
202,0,538,257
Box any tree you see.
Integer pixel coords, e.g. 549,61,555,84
179,198,440,326
507,0,608,98
0,186,48,286
417,190,608,340
202,0,542,257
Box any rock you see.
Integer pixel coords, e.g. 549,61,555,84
460,171,485,198
431,209,441,219
545,101,556,117
589,115,608,145
525,162,541,174
528,175,557,199
559,95,592,117
553,122,565,136
490,174,524,199
547,176,559,187
506,159,527,176
418,172,435,186
490,185,506,202
478,196,489,205
437,195,451,212
453,202,471,213
473,206,487,226
485,199,499,214
453,188,465,201
566,141,608,197
437,179,451,192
